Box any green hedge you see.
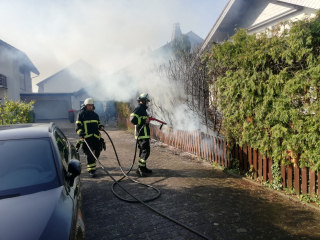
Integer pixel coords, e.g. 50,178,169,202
205,10,320,170
0,96,35,125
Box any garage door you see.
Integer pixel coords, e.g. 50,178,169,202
34,100,70,119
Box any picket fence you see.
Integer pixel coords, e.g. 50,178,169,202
116,114,320,197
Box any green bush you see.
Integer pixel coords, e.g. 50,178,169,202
0,95,35,125
205,11,320,170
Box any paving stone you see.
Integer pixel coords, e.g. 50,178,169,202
54,120,320,240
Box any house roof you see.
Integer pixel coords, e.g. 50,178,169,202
0,39,40,75
200,0,318,51
36,59,101,86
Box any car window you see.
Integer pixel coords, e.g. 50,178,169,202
54,129,69,165
0,138,60,197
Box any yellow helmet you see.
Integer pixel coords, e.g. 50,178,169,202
84,98,94,105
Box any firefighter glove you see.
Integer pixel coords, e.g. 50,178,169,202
76,140,82,151
100,138,106,151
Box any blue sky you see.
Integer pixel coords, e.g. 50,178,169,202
0,0,229,90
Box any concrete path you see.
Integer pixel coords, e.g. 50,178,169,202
56,120,320,240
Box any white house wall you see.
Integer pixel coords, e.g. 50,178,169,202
19,69,32,93
0,45,20,102
251,2,296,27
248,7,317,34
278,0,320,9
40,70,89,93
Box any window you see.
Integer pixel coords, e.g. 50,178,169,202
19,67,25,90
0,74,7,88
53,128,69,165
0,138,60,197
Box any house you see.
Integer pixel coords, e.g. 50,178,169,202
0,39,39,102
201,0,320,51
36,59,101,93
20,92,75,120
20,60,102,120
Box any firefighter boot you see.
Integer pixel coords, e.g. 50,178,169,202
145,165,152,174
89,170,96,178
136,167,147,177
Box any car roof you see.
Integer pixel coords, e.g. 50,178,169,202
0,123,54,140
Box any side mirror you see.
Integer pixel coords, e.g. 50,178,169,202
68,159,81,177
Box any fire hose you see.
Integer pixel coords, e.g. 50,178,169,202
81,118,212,240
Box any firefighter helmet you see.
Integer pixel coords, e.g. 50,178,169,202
137,93,150,102
84,98,94,105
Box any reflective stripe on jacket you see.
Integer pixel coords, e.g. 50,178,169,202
130,104,150,139
75,108,103,139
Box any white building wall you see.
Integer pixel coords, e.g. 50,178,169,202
41,71,89,93
19,69,32,93
0,45,20,102
251,2,296,27
278,0,320,9
248,7,317,34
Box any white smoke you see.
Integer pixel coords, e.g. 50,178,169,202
0,0,229,132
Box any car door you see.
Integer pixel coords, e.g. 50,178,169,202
55,128,84,240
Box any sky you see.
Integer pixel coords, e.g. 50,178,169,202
0,0,229,91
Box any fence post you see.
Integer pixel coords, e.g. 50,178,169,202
268,157,273,181
281,163,286,189
218,138,221,163
192,131,196,155
205,134,209,160
197,130,201,158
243,146,248,172
253,149,258,179
214,138,217,162
294,165,300,195
174,130,177,148
224,140,227,167
318,172,320,196
287,164,293,190
301,167,307,195
310,169,316,198
258,152,263,178
263,155,268,182
187,131,190,153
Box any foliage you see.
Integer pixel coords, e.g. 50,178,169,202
228,158,240,174
284,187,296,195
299,194,320,206
205,11,320,170
265,163,283,190
0,95,35,125
115,102,131,118
245,164,254,179
171,34,191,58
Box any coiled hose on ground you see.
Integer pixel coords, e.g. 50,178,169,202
82,127,211,240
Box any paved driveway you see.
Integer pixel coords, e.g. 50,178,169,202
57,120,320,240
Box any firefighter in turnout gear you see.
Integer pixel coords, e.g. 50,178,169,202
76,98,104,178
130,93,152,177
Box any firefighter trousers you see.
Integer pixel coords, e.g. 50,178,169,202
85,148,101,172
138,138,150,168
82,137,101,172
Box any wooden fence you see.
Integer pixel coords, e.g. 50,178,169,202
116,114,319,197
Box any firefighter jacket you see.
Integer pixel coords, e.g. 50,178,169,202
130,103,150,139
76,107,103,140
